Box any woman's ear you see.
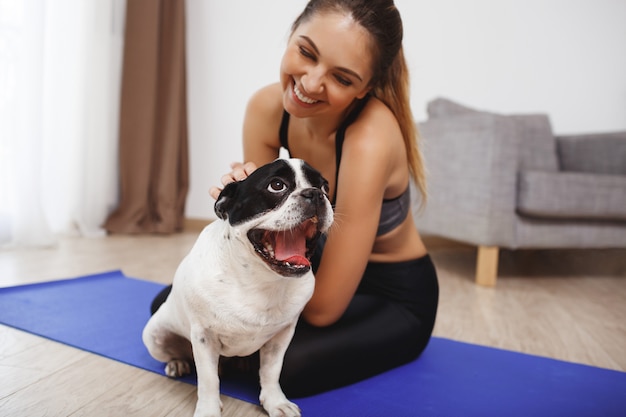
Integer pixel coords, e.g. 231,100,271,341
356,86,372,99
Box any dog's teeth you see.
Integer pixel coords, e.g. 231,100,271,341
263,242,275,258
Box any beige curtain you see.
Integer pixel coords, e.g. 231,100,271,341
105,0,189,234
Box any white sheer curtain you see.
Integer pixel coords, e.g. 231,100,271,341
0,0,125,247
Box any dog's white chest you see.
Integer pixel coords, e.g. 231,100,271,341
214,320,286,357
192,280,313,356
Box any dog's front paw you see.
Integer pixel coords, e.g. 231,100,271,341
264,400,301,417
260,389,301,417
193,399,222,417
165,359,191,378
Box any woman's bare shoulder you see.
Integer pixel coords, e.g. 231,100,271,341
341,97,408,194
345,97,401,157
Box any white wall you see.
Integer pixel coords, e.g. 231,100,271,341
185,1,305,218
185,0,626,219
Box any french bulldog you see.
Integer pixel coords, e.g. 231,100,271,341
142,158,333,417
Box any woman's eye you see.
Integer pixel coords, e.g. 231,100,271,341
268,180,287,193
335,75,352,86
299,46,316,60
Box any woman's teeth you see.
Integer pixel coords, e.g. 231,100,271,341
294,84,318,104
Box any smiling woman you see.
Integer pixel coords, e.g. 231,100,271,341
237,0,440,397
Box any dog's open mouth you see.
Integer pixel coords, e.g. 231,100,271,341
247,217,322,277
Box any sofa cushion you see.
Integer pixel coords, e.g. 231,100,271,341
557,132,626,175
517,170,626,220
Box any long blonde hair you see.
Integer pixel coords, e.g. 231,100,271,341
292,0,427,201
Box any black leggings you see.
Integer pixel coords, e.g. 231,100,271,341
150,255,439,398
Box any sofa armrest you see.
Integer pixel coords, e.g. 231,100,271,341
413,113,523,247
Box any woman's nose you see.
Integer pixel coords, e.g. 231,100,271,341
301,68,325,94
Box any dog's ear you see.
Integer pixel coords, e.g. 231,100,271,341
214,181,239,220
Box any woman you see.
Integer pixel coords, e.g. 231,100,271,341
155,0,438,397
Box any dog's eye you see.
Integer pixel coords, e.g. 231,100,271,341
321,183,330,195
267,179,287,193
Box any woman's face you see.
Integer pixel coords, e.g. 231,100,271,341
280,12,374,119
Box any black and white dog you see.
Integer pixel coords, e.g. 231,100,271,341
142,158,333,417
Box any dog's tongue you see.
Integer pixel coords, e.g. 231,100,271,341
274,229,310,267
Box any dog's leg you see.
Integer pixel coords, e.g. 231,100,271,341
190,324,223,417
143,309,193,377
259,322,301,417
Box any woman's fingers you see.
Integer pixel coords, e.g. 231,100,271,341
210,161,259,200
209,186,222,200
229,161,257,182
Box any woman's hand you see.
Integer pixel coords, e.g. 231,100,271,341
209,161,258,200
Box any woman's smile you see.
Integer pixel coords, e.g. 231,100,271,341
293,82,320,105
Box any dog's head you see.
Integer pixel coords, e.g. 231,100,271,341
214,158,333,277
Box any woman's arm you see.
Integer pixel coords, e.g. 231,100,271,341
302,114,398,326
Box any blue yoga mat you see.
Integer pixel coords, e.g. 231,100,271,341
1,270,625,417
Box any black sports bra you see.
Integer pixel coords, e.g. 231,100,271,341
278,96,411,236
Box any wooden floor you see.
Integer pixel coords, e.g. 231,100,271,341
1,232,625,416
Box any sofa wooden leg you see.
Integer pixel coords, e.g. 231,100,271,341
476,246,499,286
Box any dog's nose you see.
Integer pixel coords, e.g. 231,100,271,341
300,188,325,202
301,188,324,200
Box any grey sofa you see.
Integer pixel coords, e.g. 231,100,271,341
412,98,626,286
